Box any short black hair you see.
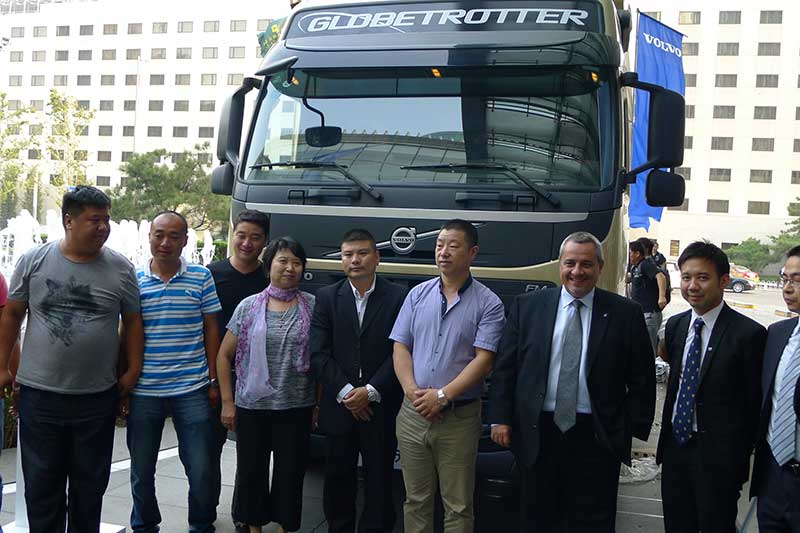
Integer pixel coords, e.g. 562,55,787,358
636,237,654,255
342,228,376,250
787,245,800,259
629,240,646,256
61,186,111,227
152,210,188,234
233,209,269,237
440,219,478,248
677,240,730,278
263,236,308,276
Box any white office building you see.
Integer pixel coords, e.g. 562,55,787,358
0,0,290,196
628,1,800,261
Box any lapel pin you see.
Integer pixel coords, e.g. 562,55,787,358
603,313,608,318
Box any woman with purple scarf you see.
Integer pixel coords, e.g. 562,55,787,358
217,237,316,533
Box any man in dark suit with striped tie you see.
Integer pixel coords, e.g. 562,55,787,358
752,245,800,531
657,241,766,532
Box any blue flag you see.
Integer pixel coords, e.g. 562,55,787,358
629,13,685,230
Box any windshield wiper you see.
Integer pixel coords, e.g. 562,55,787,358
250,160,383,201
401,163,560,207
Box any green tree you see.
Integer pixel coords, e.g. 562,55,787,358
0,92,36,226
111,145,230,235
44,89,94,187
725,238,772,272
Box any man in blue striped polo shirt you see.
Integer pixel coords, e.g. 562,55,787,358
128,211,222,533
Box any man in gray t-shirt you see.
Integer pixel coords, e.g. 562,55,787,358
0,186,144,533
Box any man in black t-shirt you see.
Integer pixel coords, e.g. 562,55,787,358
207,209,269,531
629,239,667,354
651,240,667,269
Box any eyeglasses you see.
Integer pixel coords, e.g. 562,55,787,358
780,276,800,289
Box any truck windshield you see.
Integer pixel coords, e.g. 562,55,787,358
244,66,613,190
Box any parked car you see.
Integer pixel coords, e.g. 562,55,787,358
666,261,680,289
728,263,759,293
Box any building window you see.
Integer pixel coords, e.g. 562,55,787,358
29,124,43,135
685,105,695,119
750,169,773,183
77,100,90,110
174,100,190,112
717,43,739,56
7,100,20,111
28,149,40,160
56,25,70,36
103,23,117,35
202,47,218,59
198,153,213,165
99,100,114,111
642,12,660,21
128,23,142,34
32,50,46,61
9,51,23,62
121,152,133,162
713,105,735,119
125,74,138,86
669,199,689,211
28,100,43,111
97,151,112,162
171,152,187,164
10,27,24,38
752,138,775,151
199,100,215,112
678,11,701,25
176,47,192,59
230,19,247,32
675,167,691,180
796,107,800,120
79,24,93,36
97,126,112,136
758,43,781,56
792,171,800,184
126,48,141,60
175,74,191,86
719,11,741,24
33,26,47,37
707,200,729,213
685,74,697,87
152,22,167,34
102,49,116,60
756,75,779,88
257,19,271,31
150,74,165,86
227,73,244,86
201,74,217,86
31,75,44,86
683,43,699,56
715,74,737,88
148,100,163,111
54,75,68,86
123,126,135,137
178,21,193,33
204,20,219,32
795,139,800,152
8,76,22,87
173,126,188,138
96,176,111,187
229,46,245,59
124,100,136,111
78,50,92,60
709,168,731,182
684,136,693,149
760,11,782,24
754,106,777,120
147,126,162,137
151,48,166,60
55,50,68,61
100,75,115,86
748,201,770,215
711,137,733,150
199,127,214,138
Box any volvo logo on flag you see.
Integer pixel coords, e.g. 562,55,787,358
642,33,683,58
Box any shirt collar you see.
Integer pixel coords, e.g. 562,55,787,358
350,276,377,300
144,256,187,279
690,300,724,331
559,286,595,310
438,275,473,295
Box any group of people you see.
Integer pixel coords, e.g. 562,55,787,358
0,184,797,533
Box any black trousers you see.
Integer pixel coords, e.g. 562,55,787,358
757,449,800,532
323,410,397,533
521,412,621,533
232,405,313,531
19,384,117,533
661,434,741,533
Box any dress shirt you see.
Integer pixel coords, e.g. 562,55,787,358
768,320,800,459
543,287,594,414
337,276,380,404
671,300,725,430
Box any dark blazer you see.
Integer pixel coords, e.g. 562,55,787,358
488,287,656,468
656,304,766,488
310,276,407,436
751,317,797,497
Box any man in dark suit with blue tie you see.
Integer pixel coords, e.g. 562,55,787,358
658,241,766,532
489,231,656,532
752,245,800,532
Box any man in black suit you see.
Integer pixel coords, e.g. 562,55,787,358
752,245,800,532
311,229,407,533
489,231,655,532
657,241,766,533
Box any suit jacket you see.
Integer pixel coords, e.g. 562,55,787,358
310,276,407,436
751,317,797,497
656,304,766,489
488,287,656,468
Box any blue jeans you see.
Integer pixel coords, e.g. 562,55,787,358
127,388,216,533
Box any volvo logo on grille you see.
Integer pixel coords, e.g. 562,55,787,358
390,227,417,255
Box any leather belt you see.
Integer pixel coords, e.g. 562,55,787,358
448,398,478,409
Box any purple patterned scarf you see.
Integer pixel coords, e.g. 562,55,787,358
234,284,313,404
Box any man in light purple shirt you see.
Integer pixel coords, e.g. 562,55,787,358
391,219,505,533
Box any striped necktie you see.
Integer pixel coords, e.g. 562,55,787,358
554,300,583,433
768,336,800,466
673,318,704,446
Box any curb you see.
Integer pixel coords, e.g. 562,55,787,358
775,309,798,318
728,300,755,309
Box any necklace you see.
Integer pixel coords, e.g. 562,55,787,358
278,305,293,323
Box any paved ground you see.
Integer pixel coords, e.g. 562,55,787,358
0,287,786,532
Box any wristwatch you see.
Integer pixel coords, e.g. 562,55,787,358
437,388,448,407
209,377,219,388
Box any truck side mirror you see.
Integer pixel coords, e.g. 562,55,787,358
645,169,685,207
212,77,261,196
211,162,234,195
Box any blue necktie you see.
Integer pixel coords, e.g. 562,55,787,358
673,318,704,446
768,337,800,465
